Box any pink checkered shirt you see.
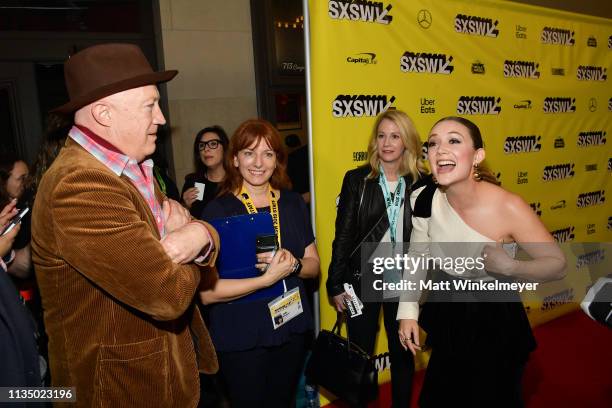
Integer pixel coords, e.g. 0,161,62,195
69,125,166,236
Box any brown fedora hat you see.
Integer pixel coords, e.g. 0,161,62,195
52,43,177,113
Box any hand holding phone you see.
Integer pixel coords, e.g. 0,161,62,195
255,234,278,273
1,207,28,236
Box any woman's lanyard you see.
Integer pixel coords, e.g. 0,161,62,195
378,166,405,247
238,185,282,248
239,185,285,292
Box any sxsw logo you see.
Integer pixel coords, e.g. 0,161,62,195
541,288,574,311
328,1,393,25
541,27,575,45
609,97,612,111
529,202,542,217
577,131,606,147
457,96,501,115
332,95,396,117
454,14,499,37
609,158,612,172
400,51,454,74
542,163,575,181
347,53,377,65
550,226,575,243
543,97,576,113
576,190,605,208
609,35,612,48
504,60,540,79
504,135,541,154
577,66,607,81
576,250,605,269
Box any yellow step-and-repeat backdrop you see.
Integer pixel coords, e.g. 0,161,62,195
307,0,611,400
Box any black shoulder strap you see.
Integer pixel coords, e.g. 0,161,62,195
413,177,437,218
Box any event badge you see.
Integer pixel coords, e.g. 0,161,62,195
268,287,303,329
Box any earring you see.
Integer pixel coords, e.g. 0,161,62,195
473,163,482,181
432,174,438,184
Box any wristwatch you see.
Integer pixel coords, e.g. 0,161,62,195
292,258,303,275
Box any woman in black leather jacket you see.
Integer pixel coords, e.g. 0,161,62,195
327,109,425,407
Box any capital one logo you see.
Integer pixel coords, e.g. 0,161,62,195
332,94,396,117
457,96,501,115
328,1,393,25
454,14,499,37
400,51,454,74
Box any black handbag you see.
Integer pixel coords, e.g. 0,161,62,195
305,314,378,405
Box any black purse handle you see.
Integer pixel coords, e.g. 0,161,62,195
331,312,351,350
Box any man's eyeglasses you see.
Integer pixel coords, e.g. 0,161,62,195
198,140,222,151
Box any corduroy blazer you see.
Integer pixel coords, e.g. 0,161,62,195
31,138,219,408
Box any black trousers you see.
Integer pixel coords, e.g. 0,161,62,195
216,333,307,408
419,346,526,408
346,301,414,408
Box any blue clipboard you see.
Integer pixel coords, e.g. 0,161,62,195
209,212,284,302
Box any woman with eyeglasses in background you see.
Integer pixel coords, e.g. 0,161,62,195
181,125,229,217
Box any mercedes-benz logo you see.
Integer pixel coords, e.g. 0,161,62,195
589,98,597,112
417,9,432,29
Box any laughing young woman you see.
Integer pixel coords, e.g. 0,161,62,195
397,116,566,407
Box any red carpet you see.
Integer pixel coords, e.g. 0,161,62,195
324,310,612,407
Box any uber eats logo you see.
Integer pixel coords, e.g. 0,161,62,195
576,190,605,208
503,60,540,79
400,51,454,74
332,95,396,117
542,163,575,181
577,66,607,81
454,14,499,37
328,1,393,25
457,96,501,115
504,135,541,154
551,226,575,243
543,97,576,113
541,27,575,45
577,131,606,147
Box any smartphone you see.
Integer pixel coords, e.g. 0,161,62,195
255,234,278,273
255,234,278,254
1,207,29,236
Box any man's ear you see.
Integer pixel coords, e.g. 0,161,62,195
91,101,112,127
474,148,485,165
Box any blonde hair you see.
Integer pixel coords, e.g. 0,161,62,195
366,109,425,182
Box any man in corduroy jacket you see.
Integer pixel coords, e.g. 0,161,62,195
31,43,219,407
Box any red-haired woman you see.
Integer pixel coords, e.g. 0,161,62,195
199,119,320,407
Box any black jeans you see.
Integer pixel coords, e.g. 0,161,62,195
346,301,414,407
216,333,307,408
